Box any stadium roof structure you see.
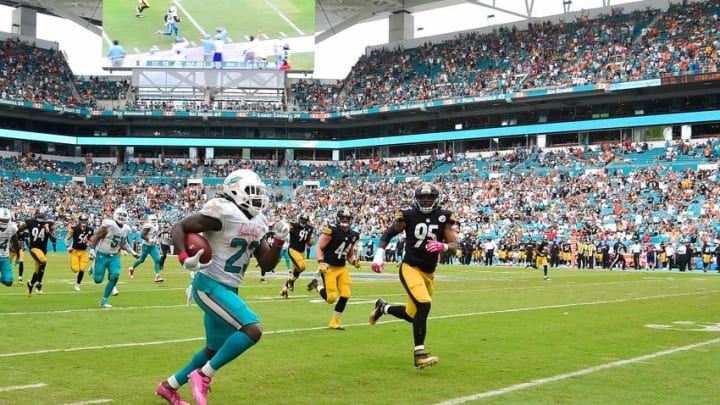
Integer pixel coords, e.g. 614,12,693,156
0,0,635,42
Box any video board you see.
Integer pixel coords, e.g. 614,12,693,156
102,0,316,70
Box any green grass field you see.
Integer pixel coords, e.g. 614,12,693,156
103,0,316,69
1,254,720,404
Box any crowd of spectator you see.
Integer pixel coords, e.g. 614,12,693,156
1,1,719,113
0,153,115,177
0,38,76,106
0,138,719,272
75,76,131,108
292,1,720,112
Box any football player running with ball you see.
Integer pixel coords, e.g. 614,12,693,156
369,182,458,369
156,169,286,405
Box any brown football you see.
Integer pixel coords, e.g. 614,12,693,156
185,233,212,264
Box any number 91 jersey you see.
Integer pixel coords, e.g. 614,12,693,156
199,198,269,288
398,207,456,274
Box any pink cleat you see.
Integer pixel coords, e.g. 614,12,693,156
188,369,211,405
155,382,190,405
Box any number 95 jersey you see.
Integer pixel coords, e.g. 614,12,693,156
199,198,269,288
397,207,456,274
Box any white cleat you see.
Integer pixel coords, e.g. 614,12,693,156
112,286,119,296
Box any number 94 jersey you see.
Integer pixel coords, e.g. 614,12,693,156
398,207,456,274
199,198,269,288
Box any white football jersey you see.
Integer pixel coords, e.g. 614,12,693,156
96,219,133,255
199,198,268,288
142,222,159,246
0,222,18,257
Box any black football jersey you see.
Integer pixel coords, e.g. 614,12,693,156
24,218,54,252
289,222,314,252
69,225,94,250
319,224,359,267
397,207,456,274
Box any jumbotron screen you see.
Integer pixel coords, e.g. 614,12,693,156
102,0,316,70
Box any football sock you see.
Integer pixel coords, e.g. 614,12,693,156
174,349,209,385
200,364,217,378
104,277,119,299
209,331,254,371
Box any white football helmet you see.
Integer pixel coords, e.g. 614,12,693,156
113,207,129,226
147,214,159,228
0,207,11,231
169,6,177,13
221,169,269,218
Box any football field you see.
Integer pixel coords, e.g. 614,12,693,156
102,0,316,69
1,254,719,404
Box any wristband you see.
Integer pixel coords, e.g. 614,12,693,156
178,251,189,263
272,237,285,248
443,243,449,252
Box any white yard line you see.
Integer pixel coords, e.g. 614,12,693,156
434,337,720,404
100,30,114,47
0,383,46,392
173,0,207,37
264,0,305,35
2,290,718,359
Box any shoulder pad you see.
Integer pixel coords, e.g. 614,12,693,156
200,198,234,219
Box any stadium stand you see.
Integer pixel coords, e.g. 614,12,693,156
0,1,720,269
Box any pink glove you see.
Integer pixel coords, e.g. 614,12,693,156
371,262,385,273
426,240,448,253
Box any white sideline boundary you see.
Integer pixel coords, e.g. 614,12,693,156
434,337,720,405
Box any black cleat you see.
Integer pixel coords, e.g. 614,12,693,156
369,298,386,325
414,351,439,369
306,279,318,291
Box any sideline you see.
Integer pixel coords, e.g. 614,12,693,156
433,337,720,404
